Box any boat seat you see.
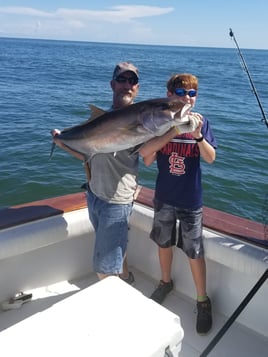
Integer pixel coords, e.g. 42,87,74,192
204,229,268,276
0,209,93,260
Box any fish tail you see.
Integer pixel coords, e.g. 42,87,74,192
49,142,56,160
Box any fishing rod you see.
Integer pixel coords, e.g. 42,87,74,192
200,268,268,357
229,28,268,129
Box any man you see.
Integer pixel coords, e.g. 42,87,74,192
139,73,217,335
53,62,140,283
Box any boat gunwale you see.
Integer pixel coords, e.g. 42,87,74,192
0,186,267,248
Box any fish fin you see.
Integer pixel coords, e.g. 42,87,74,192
128,144,143,156
123,122,146,133
88,104,107,121
49,142,56,160
60,106,106,134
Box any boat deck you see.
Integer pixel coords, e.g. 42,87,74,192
0,268,267,357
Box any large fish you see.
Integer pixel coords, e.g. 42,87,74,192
51,97,191,157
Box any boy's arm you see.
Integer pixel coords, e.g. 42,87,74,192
195,138,216,164
190,116,216,164
139,127,178,166
140,114,200,166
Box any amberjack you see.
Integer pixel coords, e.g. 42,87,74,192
51,97,191,158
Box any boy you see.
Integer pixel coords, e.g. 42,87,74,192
140,73,217,335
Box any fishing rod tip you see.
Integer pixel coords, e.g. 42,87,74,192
229,28,234,38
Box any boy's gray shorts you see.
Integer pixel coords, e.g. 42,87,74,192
150,198,204,259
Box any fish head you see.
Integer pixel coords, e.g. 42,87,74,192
141,98,191,133
169,100,192,124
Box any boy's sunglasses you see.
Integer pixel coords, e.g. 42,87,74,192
175,88,197,97
115,76,139,85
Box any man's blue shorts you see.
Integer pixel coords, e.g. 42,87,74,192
150,198,204,259
86,190,133,275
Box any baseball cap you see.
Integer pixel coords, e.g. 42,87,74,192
112,62,139,80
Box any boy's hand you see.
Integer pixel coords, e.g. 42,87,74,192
190,112,203,138
175,114,201,135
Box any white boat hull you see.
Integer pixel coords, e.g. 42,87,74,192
0,188,267,356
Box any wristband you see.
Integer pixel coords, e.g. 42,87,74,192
195,135,204,142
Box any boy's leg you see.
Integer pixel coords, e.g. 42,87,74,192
150,247,174,303
188,256,206,298
149,200,176,304
189,257,212,335
179,208,212,335
159,246,173,283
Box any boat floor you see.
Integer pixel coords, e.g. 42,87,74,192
0,268,267,357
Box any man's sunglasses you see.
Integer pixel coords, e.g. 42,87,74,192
115,76,139,85
175,88,197,97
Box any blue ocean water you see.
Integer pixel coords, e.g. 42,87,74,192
1,37,268,223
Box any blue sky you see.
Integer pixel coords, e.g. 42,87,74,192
0,1,267,49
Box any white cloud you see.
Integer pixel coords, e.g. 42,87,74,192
99,5,173,20
0,6,53,17
0,5,174,41
0,5,173,21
